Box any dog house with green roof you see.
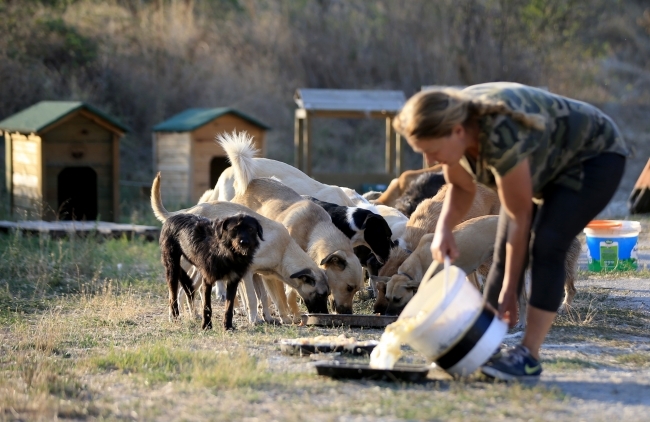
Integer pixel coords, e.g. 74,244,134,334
1,101,127,221
153,108,269,204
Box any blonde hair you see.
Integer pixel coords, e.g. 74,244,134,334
393,87,546,139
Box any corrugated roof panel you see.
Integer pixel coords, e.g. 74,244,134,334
294,89,406,112
153,107,270,132
0,101,128,133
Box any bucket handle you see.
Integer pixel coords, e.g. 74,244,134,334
443,256,450,295
421,256,451,296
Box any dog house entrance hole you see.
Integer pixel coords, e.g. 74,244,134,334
210,157,230,188
58,167,98,220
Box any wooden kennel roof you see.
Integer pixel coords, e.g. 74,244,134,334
153,108,271,132
0,101,129,135
294,89,406,116
293,88,408,181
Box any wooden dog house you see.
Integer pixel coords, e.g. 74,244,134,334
293,89,406,189
1,101,127,221
153,108,270,204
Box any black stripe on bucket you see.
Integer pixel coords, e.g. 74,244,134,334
436,306,495,370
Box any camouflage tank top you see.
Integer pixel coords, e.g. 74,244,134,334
458,82,629,197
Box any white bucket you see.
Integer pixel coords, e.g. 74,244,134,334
398,261,507,377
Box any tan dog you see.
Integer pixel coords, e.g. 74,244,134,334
210,133,356,207
373,216,499,315
375,165,443,207
373,214,581,329
209,132,408,240
219,132,364,316
378,183,501,277
151,174,331,324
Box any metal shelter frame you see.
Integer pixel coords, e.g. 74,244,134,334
293,89,407,184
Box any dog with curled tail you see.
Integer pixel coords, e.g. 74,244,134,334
160,213,263,330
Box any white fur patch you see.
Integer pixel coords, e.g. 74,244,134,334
397,238,409,250
346,207,360,231
355,201,380,214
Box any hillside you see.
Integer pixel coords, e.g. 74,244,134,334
1,0,649,212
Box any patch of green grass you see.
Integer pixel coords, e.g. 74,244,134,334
0,232,161,315
544,357,599,371
615,352,650,366
89,342,303,388
578,269,650,280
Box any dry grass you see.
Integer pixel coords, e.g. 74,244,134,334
615,353,650,367
1,230,649,420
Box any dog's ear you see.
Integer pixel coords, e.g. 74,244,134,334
359,213,377,230
404,279,419,294
212,218,226,238
373,278,387,295
319,250,347,270
290,269,316,286
360,213,392,236
253,218,264,241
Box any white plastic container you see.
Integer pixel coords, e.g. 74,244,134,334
397,262,507,377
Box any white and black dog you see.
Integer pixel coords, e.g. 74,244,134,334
304,196,395,265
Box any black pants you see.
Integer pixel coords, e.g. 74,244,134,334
484,153,626,312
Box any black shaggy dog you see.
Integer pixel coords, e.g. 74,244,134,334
394,172,447,217
160,213,263,330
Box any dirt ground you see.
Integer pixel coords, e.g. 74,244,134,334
1,222,650,421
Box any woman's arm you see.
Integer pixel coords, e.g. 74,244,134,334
494,158,534,326
431,162,476,262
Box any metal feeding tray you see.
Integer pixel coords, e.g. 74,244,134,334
301,314,398,328
280,339,378,356
314,362,430,383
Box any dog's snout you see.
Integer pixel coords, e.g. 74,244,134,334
332,299,353,315
335,305,353,314
305,293,329,314
385,304,405,316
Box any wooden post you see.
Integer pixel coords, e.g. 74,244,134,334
304,112,312,176
33,134,43,220
113,134,120,222
385,117,395,175
4,132,12,216
294,110,304,170
188,133,194,205
395,127,403,177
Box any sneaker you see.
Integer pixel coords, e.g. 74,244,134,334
489,343,507,360
481,345,542,381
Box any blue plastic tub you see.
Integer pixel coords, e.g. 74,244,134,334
583,220,641,272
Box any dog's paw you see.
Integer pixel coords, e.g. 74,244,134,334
557,302,572,315
264,317,282,326
279,316,294,325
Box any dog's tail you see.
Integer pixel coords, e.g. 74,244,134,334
150,172,173,222
216,130,258,197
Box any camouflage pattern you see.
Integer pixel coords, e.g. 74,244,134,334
458,82,630,196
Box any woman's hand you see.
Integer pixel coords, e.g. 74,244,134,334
430,226,459,263
498,288,519,328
